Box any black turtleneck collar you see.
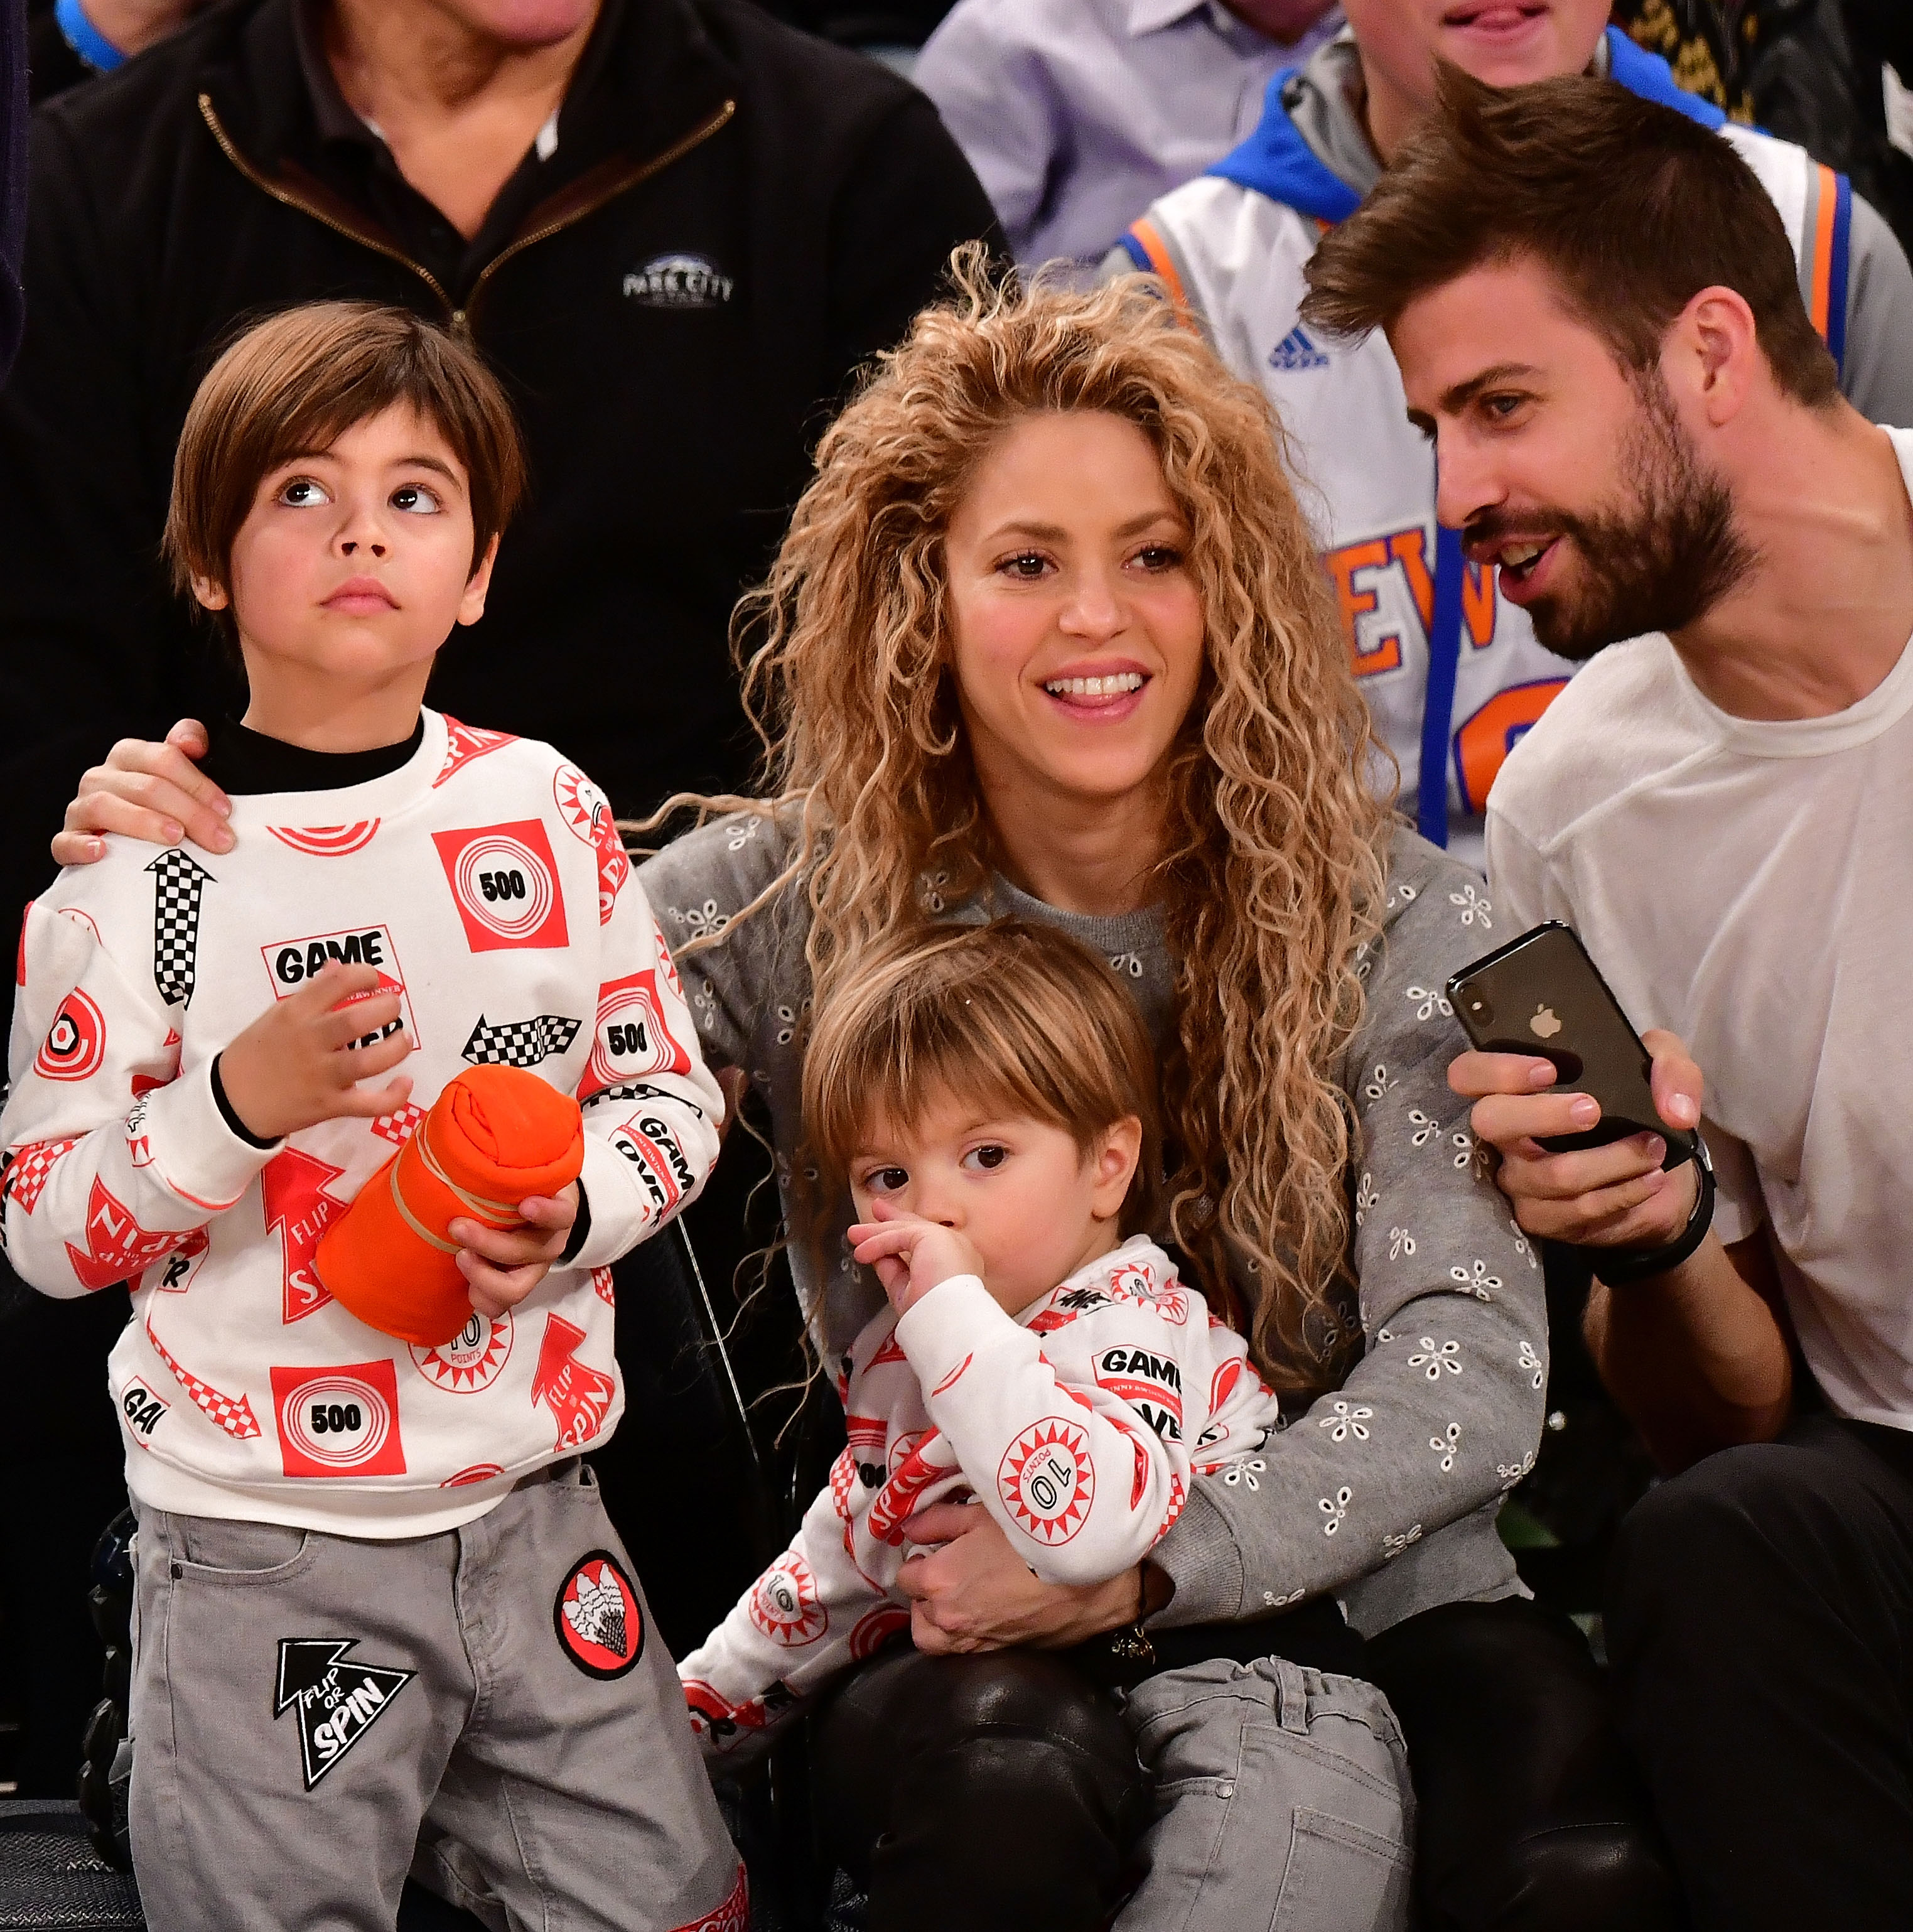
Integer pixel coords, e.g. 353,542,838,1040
200,714,424,796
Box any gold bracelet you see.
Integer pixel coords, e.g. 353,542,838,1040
1106,1567,1156,1667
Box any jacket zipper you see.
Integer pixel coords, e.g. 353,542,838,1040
197,94,738,337
460,100,736,333
199,93,451,310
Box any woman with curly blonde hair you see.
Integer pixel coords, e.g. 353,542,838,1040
719,247,1393,1389
67,257,1669,1926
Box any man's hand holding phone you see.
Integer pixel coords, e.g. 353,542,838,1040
1449,1029,1705,1250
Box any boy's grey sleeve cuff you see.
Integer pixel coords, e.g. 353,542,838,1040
1146,1482,1246,1627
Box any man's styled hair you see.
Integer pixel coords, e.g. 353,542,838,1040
1301,68,1838,407
802,920,1163,1238
164,301,527,615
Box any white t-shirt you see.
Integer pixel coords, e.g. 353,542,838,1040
1486,425,1913,1430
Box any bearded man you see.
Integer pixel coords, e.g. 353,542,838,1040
1306,69,1913,1932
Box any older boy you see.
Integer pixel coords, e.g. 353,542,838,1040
0,303,742,1932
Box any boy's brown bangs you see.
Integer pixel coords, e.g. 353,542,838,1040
164,301,527,620
816,995,1106,1163
802,920,1163,1233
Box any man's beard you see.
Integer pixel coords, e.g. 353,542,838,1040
1464,373,1758,662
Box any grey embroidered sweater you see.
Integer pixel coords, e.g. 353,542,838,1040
639,817,1542,1637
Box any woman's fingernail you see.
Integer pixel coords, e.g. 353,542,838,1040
86,839,104,861
1528,1061,1556,1088
163,823,183,843
1642,1135,1666,1163
1569,1096,1599,1126
212,828,235,851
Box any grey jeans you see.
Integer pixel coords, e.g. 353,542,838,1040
1113,1656,1415,1932
129,1462,745,1932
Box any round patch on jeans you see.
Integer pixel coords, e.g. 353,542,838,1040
554,1550,644,1678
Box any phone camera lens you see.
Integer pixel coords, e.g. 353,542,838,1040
1468,995,1494,1026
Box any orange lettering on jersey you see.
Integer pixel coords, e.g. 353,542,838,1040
1462,559,1497,648
1323,537,1401,677
1388,529,1433,631
1453,679,1569,814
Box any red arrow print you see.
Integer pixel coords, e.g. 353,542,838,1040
65,1177,197,1290
530,1313,617,1450
262,1148,349,1324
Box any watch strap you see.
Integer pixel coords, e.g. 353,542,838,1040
1590,1134,1715,1286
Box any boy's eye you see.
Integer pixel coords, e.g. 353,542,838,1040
278,477,330,508
392,482,441,514
962,1145,1008,1172
863,1167,909,1194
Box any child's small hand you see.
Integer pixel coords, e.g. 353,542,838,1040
218,962,413,1141
451,1187,580,1320
848,1206,985,1316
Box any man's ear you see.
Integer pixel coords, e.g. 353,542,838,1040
1666,284,1762,428
1089,1116,1143,1221
456,533,501,627
190,573,230,613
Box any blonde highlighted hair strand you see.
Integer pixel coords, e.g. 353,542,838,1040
651,248,1393,1391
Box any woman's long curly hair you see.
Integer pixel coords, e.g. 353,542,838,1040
664,247,1394,1392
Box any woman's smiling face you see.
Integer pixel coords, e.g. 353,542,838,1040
942,411,1207,817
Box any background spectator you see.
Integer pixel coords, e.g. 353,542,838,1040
26,0,213,100
1617,0,1913,254
917,0,1343,268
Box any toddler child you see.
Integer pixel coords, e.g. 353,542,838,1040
679,919,1413,1930
0,302,745,1932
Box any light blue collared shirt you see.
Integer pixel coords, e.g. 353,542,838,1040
916,0,1343,270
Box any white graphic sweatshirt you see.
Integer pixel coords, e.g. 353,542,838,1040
679,1236,1282,1757
0,709,724,1536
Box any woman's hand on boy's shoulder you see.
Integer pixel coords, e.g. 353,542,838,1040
54,719,235,865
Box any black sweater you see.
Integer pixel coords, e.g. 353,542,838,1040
0,0,996,942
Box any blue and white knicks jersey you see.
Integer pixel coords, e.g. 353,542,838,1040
1111,28,1862,868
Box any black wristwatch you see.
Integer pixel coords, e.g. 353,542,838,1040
1588,1132,1715,1287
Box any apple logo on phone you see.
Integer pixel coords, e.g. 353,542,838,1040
1529,1005,1563,1040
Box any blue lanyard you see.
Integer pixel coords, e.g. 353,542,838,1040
55,0,126,72
1416,526,1465,848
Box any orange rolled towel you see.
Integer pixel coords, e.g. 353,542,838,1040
316,1064,585,1347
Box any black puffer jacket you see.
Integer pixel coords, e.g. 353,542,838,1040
0,0,996,939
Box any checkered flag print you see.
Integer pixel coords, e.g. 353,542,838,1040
2,1138,79,1214
144,1316,260,1439
581,1081,647,1114
581,1079,705,1118
460,1012,583,1068
147,850,215,1009
371,1103,426,1147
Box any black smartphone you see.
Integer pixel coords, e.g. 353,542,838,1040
1445,922,1697,1167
